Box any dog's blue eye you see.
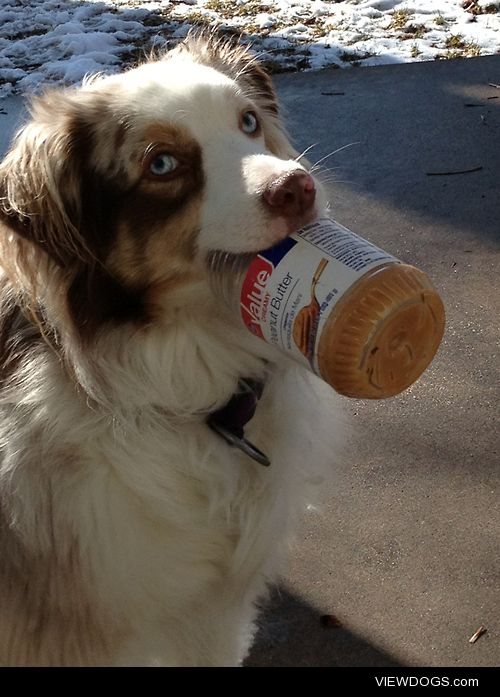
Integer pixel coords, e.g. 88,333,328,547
149,153,178,176
240,111,259,135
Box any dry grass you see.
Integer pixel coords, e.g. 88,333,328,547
390,9,412,30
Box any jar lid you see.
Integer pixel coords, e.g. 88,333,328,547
317,264,445,399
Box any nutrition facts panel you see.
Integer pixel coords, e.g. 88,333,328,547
297,219,396,272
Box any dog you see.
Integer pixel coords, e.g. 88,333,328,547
0,31,345,666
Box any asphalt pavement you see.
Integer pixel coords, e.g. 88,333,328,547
247,55,500,668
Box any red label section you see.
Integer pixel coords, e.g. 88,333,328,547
240,254,274,340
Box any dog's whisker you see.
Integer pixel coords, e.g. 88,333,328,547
314,168,345,180
309,163,343,176
310,142,361,170
295,143,319,162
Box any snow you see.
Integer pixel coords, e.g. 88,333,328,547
0,0,499,99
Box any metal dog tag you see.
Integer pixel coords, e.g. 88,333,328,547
208,421,271,467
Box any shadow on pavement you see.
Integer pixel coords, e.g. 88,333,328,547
275,55,500,248
245,587,403,667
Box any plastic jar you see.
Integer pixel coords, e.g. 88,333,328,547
238,218,445,398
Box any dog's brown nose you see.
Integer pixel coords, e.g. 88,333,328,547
262,170,316,218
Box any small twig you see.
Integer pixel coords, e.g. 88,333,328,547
426,166,483,176
488,82,500,89
469,625,487,644
487,96,499,100
320,614,342,629
321,91,345,96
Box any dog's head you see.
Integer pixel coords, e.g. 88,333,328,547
0,32,326,340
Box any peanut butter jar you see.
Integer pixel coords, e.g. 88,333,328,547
239,218,445,399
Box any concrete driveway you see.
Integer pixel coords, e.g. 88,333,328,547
0,55,498,668
246,55,499,668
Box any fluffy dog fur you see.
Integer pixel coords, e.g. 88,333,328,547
0,32,345,666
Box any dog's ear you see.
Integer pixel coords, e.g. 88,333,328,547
0,88,114,272
0,92,93,266
0,89,147,338
174,29,299,160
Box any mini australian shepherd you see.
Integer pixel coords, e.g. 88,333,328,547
0,31,345,666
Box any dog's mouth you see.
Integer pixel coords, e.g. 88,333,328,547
205,249,254,309
204,208,320,304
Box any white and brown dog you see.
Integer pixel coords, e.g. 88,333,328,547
0,31,345,666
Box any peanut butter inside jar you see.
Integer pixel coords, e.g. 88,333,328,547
316,262,445,399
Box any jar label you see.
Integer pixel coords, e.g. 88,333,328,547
240,218,398,372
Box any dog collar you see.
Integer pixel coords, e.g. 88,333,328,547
207,378,270,466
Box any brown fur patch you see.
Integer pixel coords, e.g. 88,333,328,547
0,275,53,387
102,122,205,322
114,122,127,152
0,103,206,341
0,492,125,665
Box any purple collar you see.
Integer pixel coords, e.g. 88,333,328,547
207,378,270,466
